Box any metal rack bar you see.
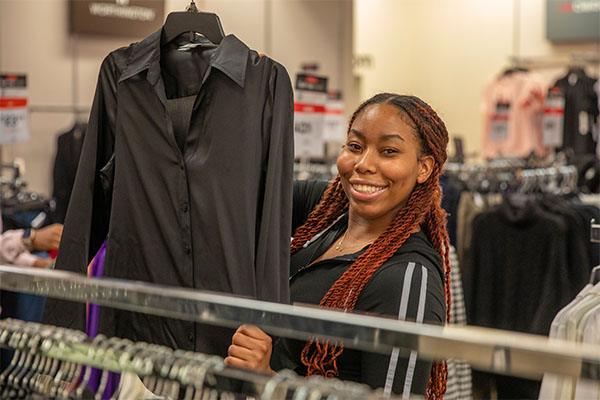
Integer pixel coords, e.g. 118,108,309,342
29,105,90,114
508,52,600,69
1,265,600,382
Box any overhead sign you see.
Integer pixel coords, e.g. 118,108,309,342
546,0,600,41
70,0,165,37
0,74,29,144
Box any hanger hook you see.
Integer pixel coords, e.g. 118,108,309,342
186,1,199,12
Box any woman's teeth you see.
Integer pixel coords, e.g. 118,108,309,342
353,184,385,194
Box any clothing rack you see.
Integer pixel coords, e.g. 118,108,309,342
443,162,578,194
1,266,600,383
28,105,90,114
0,318,386,399
508,52,600,70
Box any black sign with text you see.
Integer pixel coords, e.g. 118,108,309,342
70,0,165,38
546,0,600,41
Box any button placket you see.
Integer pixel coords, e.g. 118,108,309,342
179,160,193,289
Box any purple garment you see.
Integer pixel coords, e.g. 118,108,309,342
85,239,121,399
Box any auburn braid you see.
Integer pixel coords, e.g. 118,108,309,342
292,94,451,399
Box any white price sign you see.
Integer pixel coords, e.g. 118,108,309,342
323,98,345,142
294,101,325,158
489,103,510,142
542,94,565,148
294,73,328,159
0,75,29,144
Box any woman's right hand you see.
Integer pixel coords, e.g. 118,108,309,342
225,325,275,374
31,224,63,251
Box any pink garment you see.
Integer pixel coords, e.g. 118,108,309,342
0,218,37,266
482,71,548,158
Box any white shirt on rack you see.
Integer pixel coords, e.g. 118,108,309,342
574,308,600,399
539,284,595,400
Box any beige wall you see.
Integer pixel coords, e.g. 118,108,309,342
0,0,354,195
354,0,600,160
2,0,597,195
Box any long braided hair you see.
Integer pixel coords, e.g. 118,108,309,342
290,93,451,399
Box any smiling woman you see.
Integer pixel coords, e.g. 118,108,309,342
338,103,435,228
226,93,451,399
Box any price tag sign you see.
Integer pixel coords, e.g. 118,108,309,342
543,93,565,148
323,91,345,142
294,73,328,159
0,74,29,144
489,103,510,142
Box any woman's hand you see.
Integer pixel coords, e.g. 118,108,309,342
33,257,53,268
32,224,63,251
225,325,275,374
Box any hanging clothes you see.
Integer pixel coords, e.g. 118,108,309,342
539,281,600,400
52,124,86,224
553,67,599,156
439,174,464,248
456,191,502,282
42,28,294,357
465,194,599,399
445,246,473,400
481,71,548,159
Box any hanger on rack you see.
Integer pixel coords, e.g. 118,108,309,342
0,318,382,400
501,65,529,77
162,0,225,45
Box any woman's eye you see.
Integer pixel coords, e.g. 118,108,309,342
381,148,398,155
347,143,362,151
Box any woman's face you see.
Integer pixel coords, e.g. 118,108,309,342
337,104,434,224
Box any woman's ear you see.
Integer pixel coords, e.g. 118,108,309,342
417,155,435,184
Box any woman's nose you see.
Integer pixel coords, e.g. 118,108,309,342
354,149,377,174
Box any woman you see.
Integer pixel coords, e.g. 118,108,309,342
225,93,451,398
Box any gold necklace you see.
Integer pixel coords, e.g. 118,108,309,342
335,230,375,252
335,230,348,251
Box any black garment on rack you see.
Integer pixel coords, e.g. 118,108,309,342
42,28,294,357
539,196,591,295
273,180,445,395
52,124,86,224
467,198,571,335
440,174,464,247
466,198,574,400
554,68,599,155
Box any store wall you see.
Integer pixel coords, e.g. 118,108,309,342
354,0,600,160
0,0,354,195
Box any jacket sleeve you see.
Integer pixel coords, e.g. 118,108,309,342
358,260,445,395
292,180,329,234
254,62,294,303
41,53,119,330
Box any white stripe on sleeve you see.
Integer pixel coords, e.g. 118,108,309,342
402,266,428,399
383,262,415,396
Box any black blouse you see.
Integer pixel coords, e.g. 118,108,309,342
43,29,294,357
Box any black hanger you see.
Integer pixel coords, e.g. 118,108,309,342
162,1,225,45
590,265,600,285
502,66,529,76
